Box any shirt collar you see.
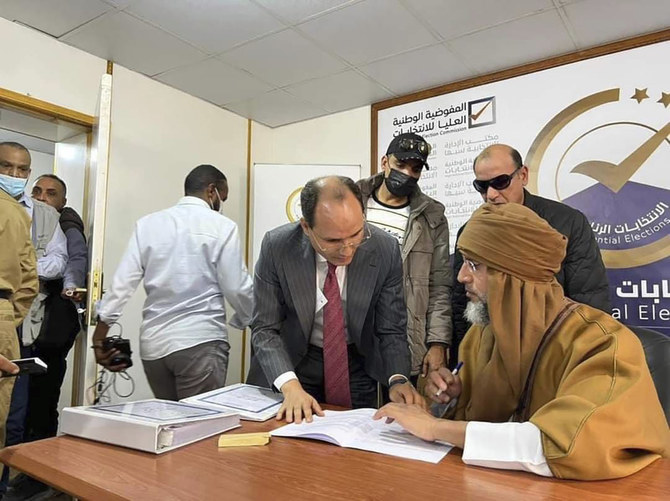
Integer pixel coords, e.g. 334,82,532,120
178,196,211,209
19,192,33,209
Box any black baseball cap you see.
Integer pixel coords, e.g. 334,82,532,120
386,133,431,170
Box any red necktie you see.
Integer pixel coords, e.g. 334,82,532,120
322,263,351,408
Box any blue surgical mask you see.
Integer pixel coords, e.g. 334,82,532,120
0,173,28,198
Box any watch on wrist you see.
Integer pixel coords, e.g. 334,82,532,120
388,375,409,388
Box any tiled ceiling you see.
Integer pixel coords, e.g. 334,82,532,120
1,0,668,127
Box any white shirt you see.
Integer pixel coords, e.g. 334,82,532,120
96,196,254,360
20,193,68,280
463,421,553,476
365,194,410,245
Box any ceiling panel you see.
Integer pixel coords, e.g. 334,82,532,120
126,0,284,53
218,29,347,87
408,0,554,40
156,58,273,106
447,9,576,74
253,0,355,24
62,11,206,76
225,90,327,128
0,0,113,37
285,70,393,113
359,43,474,95
299,0,437,64
564,0,670,48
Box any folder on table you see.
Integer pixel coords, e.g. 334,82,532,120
181,383,283,422
60,399,240,454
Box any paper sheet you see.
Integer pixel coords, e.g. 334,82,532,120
270,409,453,463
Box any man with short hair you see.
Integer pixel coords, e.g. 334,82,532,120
0,174,38,447
248,176,422,424
357,133,452,384
375,203,669,480
0,141,67,499
93,164,254,400
25,174,88,443
450,143,610,364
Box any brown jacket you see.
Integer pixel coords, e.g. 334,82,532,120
357,174,452,375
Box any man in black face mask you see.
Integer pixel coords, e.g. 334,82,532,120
357,133,453,388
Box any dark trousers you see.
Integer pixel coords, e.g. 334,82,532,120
24,345,69,441
0,336,30,495
295,344,377,408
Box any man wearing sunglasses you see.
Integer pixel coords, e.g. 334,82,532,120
248,176,422,423
357,133,452,386
450,144,611,366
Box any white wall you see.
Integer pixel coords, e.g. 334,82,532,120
0,17,105,116
103,66,249,401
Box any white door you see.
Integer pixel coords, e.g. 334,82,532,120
74,73,113,405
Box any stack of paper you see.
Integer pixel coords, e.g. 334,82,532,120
270,408,453,463
60,399,240,454
181,383,283,421
218,432,271,448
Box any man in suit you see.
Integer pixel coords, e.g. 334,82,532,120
248,176,422,423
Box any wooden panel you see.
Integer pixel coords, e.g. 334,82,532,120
0,87,95,128
0,416,667,501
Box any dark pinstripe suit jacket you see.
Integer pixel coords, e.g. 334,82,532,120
246,222,410,389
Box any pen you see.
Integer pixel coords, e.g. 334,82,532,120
435,361,463,397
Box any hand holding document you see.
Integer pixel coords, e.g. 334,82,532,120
270,409,453,463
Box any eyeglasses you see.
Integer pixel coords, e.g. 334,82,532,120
309,223,372,253
396,138,431,156
472,167,521,194
464,259,479,273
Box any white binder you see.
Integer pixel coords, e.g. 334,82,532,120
60,399,240,454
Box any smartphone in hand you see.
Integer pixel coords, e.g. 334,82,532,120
0,357,48,377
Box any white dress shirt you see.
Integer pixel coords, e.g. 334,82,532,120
96,196,254,360
462,421,553,476
20,193,68,280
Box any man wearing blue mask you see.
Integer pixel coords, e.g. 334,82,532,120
93,164,254,400
357,133,452,388
0,141,68,499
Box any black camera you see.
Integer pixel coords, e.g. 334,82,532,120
102,336,133,368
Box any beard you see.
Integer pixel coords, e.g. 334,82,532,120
464,299,490,326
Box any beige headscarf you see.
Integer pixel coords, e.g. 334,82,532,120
456,202,568,422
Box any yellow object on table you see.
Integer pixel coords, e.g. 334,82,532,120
218,432,271,448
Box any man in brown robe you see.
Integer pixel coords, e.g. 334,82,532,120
375,202,669,480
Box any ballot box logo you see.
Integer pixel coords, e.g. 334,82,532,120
468,96,496,128
525,87,670,330
285,187,303,222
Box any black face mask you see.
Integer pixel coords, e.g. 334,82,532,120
385,168,418,197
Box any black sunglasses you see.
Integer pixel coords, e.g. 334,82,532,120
472,167,521,194
397,137,431,156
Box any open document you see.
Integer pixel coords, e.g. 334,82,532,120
181,383,283,421
270,408,453,463
60,399,240,454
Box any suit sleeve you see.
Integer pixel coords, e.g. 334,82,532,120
375,239,411,381
562,212,611,313
250,233,296,385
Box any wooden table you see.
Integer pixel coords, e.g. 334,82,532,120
0,417,667,501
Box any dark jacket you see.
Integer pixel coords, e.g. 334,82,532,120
357,173,452,375
450,190,611,365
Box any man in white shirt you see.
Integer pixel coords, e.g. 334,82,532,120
93,165,254,400
373,203,669,480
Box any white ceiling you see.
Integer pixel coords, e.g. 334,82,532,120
1,0,668,127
